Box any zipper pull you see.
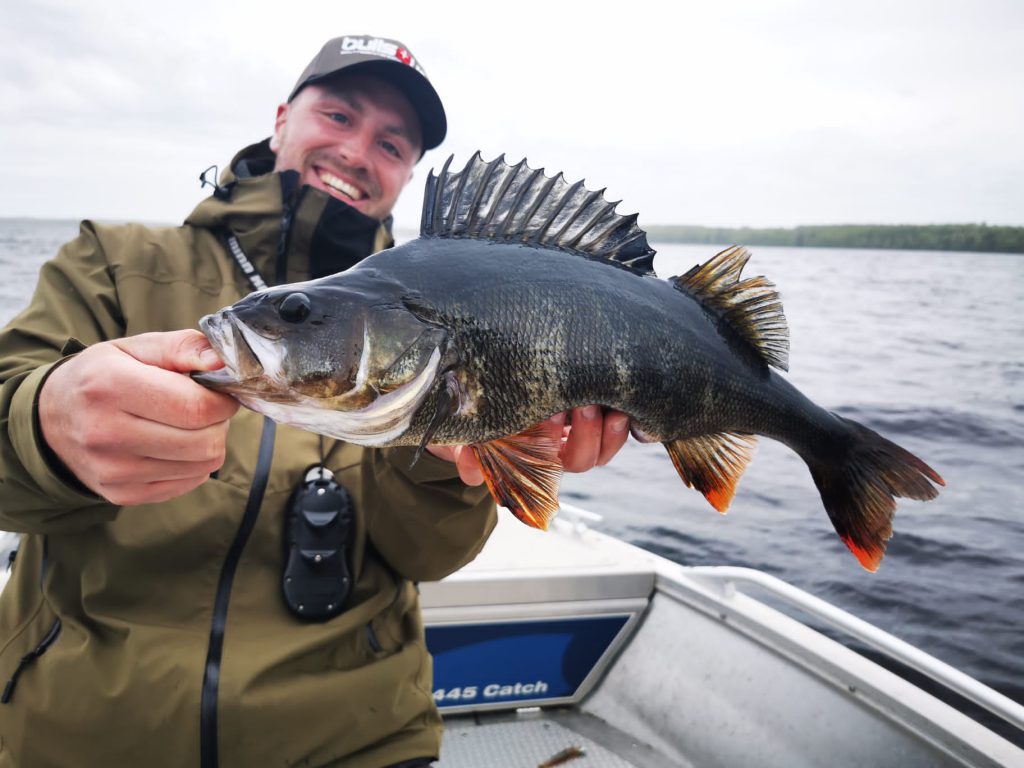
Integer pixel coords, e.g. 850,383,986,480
1,618,62,705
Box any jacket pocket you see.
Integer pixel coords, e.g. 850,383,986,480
1,616,62,705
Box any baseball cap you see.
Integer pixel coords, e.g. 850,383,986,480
289,35,447,151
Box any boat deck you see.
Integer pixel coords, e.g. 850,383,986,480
440,709,682,768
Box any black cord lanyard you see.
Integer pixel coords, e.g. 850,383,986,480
224,233,269,291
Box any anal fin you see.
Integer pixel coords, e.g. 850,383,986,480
472,423,564,529
665,433,757,512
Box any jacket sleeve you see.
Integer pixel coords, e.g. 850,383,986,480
364,446,497,582
0,222,122,533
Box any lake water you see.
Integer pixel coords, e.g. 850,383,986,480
1,219,1022,742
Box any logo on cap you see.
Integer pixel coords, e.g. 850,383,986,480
340,36,425,75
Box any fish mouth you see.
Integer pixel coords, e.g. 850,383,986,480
191,308,446,445
253,345,444,445
192,312,285,391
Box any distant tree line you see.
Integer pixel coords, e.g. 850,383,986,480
645,224,1024,254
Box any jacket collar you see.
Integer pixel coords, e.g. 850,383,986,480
185,140,395,285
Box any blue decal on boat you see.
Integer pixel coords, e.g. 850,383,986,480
426,615,630,708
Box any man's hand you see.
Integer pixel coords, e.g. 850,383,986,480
427,407,630,486
558,406,630,472
38,329,240,506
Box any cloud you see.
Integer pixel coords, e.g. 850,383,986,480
2,0,1022,226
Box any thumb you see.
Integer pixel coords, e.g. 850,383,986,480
453,445,486,487
110,329,224,373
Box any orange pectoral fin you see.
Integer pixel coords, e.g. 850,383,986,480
471,423,564,530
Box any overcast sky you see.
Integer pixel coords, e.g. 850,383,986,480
2,0,1022,229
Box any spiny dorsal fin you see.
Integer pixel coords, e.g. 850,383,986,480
421,152,656,274
664,432,758,512
672,246,790,371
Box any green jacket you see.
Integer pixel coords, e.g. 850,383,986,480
0,143,495,767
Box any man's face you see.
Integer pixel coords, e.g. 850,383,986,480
270,74,422,221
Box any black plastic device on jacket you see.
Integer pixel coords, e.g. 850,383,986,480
282,467,355,621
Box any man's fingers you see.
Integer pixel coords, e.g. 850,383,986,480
92,415,231,463
597,411,630,466
111,329,224,373
38,331,239,504
423,444,485,486
98,476,213,507
75,341,239,428
425,406,628,487
560,406,602,472
112,367,240,428
89,455,226,488
453,446,485,487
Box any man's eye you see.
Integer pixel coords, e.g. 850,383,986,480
328,112,350,124
382,141,401,158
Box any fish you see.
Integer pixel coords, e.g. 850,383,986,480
194,152,944,571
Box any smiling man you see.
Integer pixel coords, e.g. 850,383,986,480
272,75,423,219
0,35,626,768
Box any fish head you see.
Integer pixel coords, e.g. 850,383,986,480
193,272,447,443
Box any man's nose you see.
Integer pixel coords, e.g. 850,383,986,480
336,127,373,167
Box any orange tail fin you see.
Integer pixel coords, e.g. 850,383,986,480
807,415,944,572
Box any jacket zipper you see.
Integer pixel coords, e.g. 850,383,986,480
1,618,62,704
199,211,295,768
2,535,61,705
199,418,276,768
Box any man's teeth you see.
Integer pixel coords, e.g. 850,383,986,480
320,171,365,200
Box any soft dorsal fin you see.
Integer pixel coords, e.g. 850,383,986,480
421,152,656,275
671,246,790,371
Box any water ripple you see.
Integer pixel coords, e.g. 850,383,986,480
835,405,1022,447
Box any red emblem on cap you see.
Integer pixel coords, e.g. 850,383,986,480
396,47,412,65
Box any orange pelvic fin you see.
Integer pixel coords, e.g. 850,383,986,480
664,432,758,512
472,423,564,529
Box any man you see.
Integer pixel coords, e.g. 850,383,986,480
0,36,627,767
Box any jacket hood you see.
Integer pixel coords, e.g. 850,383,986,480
185,139,395,284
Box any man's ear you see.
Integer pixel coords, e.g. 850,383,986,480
269,103,289,153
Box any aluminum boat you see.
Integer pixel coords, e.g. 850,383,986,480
422,505,1024,768
2,509,1021,767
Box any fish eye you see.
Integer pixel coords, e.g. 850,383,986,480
278,292,312,324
